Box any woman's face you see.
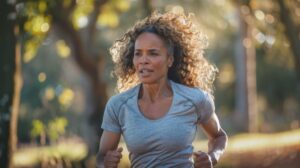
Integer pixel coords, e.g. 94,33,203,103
133,32,173,84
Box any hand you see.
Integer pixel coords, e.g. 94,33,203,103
193,151,214,168
103,147,123,168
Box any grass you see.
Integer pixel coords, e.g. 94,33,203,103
118,128,300,167
13,138,87,167
13,128,300,168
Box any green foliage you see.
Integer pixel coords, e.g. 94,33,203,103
18,0,131,63
47,117,68,142
97,0,131,28
30,117,68,143
30,120,45,139
17,0,132,144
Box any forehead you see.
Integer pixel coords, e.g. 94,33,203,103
134,32,166,49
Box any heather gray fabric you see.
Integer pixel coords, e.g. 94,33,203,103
101,80,215,168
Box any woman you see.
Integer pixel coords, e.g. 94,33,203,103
96,11,228,168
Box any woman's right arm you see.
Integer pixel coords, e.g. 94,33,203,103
96,131,122,168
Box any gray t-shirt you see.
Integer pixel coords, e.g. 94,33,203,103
101,80,215,168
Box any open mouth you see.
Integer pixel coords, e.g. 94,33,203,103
139,68,153,73
139,68,153,74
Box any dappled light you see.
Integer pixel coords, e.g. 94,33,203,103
44,87,55,101
97,9,119,28
72,0,94,29
1,0,300,167
23,40,39,63
58,88,74,108
97,0,131,28
24,15,50,35
38,72,47,83
56,40,71,58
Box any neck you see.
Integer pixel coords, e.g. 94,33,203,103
139,79,173,103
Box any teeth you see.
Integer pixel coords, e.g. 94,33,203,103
140,69,151,73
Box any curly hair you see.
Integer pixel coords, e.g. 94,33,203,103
110,11,218,95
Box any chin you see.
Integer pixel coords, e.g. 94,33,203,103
138,77,166,85
139,80,156,84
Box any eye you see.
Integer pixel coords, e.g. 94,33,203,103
150,52,159,56
134,52,141,57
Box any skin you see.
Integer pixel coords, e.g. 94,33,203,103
133,32,174,119
194,114,228,168
96,32,228,168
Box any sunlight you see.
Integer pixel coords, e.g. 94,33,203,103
24,15,51,35
254,10,265,21
113,0,130,12
72,0,93,29
45,87,55,101
77,16,88,28
23,41,38,63
98,9,119,28
228,129,300,152
56,40,71,58
40,22,50,33
14,139,87,167
58,88,74,107
38,72,46,83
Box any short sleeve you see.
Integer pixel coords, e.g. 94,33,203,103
101,98,122,133
197,91,215,124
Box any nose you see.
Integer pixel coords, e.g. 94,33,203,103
140,55,149,64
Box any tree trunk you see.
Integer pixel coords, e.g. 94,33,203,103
51,8,108,155
245,24,257,133
278,0,300,83
234,3,258,132
0,1,22,167
234,7,248,131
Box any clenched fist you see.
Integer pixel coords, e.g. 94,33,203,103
103,147,123,168
193,151,214,168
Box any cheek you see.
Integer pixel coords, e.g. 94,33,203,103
132,57,138,68
154,60,169,71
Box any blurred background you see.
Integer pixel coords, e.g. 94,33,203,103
1,0,300,167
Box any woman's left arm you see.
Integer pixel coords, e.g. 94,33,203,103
198,113,228,166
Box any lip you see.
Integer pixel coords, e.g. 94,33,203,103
138,68,154,73
138,68,154,77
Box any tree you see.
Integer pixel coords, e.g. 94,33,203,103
18,0,130,155
231,0,258,132
0,0,22,167
278,0,300,83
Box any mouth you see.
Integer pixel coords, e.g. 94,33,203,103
138,68,154,74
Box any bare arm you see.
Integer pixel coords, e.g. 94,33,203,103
200,113,228,166
96,131,121,168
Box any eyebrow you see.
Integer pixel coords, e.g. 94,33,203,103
134,49,160,52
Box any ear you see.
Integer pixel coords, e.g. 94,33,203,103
168,55,174,67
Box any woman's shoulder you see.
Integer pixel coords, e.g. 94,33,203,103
171,80,208,102
106,84,139,108
172,81,215,122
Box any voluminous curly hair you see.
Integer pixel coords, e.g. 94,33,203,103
110,11,218,95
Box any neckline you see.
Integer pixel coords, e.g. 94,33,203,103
134,80,176,122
